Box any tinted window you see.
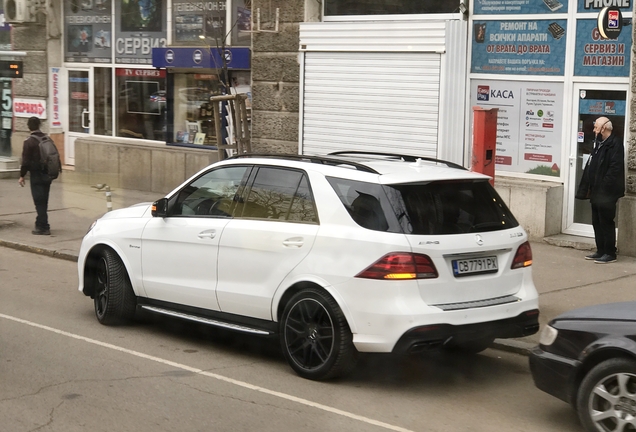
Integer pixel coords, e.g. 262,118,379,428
237,168,318,223
387,180,519,235
327,177,518,234
170,166,248,217
327,177,401,232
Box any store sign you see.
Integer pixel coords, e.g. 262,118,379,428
115,68,166,78
13,97,47,119
471,80,564,177
114,0,167,64
578,0,632,12
172,0,226,43
471,20,567,75
574,19,630,76
152,47,250,69
597,7,623,39
49,68,61,128
474,0,569,15
64,0,112,63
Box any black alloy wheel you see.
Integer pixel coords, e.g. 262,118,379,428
577,358,636,432
280,288,357,380
93,248,137,325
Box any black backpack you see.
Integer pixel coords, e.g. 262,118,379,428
36,134,62,181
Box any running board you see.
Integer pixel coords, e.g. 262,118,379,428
140,305,273,335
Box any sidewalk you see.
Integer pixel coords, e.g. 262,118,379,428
2,176,636,352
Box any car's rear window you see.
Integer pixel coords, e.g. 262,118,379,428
327,177,519,235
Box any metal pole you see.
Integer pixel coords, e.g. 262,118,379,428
105,185,112,212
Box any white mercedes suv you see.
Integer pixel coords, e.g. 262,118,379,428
78,152,539,380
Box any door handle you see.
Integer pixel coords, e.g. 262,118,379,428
282,237,304,248
198,230,216,239
81,109,90,130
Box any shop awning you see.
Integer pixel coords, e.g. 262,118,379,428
152,47,250,70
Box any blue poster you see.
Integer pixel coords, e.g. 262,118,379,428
574,19,630,76
579,98,626,116
471,20,567,76
577,0,633,13
474,0,569,15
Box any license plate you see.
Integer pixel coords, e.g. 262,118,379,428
452,256,498,277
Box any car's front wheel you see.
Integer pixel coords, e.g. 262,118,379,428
280,288,357,380
93,248,137,325
577,358,636,432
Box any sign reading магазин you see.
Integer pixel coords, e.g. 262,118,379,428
115,0,167,64
471,20,567,76
574,19,631,76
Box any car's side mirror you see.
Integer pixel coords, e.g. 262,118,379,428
151,198,168,217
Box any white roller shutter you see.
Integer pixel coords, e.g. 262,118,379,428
301,51,441,157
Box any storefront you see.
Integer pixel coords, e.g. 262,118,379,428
60,0,251,165
469,0,632,238
151,47,250,148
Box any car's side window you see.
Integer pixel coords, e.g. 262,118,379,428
327,177,400,232
170,166,249,217
236,167,318,223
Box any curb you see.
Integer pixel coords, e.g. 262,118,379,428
0,239,78,262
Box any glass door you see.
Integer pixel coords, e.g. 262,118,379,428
565,84,627,236
66,68,92,166
65,67,112,165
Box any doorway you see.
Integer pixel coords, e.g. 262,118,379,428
65,67,112,165
565,84,627,237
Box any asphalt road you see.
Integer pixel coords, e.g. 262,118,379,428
0,247,582,432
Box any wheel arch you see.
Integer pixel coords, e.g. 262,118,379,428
82,242,137,298
572,338,636,406
273,279,357,334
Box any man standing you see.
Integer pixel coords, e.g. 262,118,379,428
585,116,625,263
18,117,51,235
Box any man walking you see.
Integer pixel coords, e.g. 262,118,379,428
18,117,52,235
585,116,625,263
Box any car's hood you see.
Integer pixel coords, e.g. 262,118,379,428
99,202,152,220
554,302,636,323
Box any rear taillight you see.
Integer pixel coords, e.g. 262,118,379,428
356,253,438,280
511,241,533,269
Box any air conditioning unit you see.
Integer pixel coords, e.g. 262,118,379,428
3,0,36,24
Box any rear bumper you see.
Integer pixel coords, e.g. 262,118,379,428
529,346,578,405
391,309,540,354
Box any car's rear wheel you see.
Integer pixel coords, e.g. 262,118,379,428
444,337,495,355
577,358,636,432
280,288,357,380
93,249,137,325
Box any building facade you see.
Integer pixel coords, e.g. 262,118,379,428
5,0,636,255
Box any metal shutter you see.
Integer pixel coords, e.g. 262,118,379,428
301,51,441,157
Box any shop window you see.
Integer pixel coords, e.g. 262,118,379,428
172,73,223,145
94,67,112,136
115,68,167,141
324,0,460,15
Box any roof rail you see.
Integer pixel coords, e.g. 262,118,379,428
227,153,380,174
327,151,467,171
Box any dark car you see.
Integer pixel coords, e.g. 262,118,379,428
530,302,636,432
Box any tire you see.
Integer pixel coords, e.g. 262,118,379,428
444,337,495,355
93,249,137,325
280,288,358,380
577,358,636,432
